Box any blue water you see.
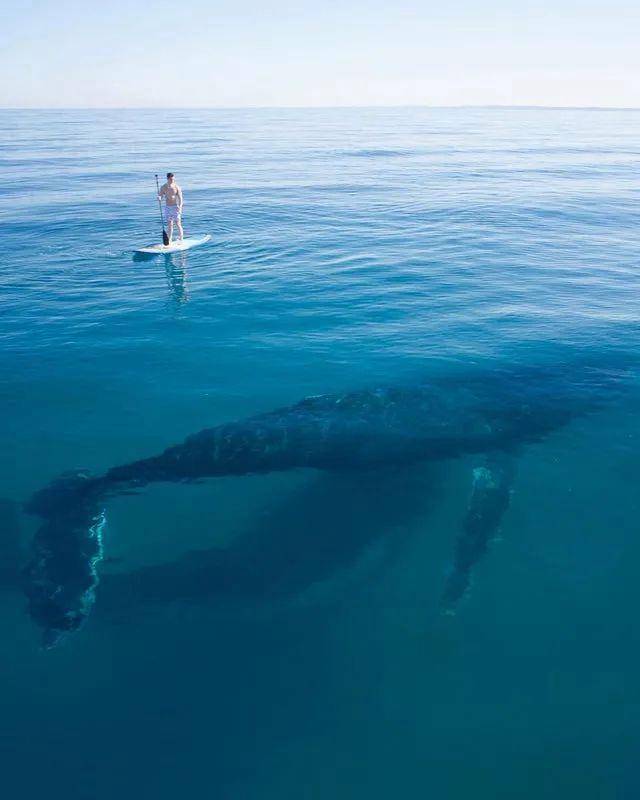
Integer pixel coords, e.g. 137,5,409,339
2,108,640,798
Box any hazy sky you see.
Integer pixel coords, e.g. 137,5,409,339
3,0,640,107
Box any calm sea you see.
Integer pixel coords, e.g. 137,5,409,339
1,107,640,798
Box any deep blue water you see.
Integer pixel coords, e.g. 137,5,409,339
2,107,640,798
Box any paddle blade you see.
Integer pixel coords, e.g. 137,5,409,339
162,228,169,246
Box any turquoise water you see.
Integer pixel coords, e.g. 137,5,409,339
2,107,640,798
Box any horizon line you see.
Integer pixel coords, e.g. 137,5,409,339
2,103,640,112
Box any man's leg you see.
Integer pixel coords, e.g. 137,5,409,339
167,219,174,244
176,215,184,241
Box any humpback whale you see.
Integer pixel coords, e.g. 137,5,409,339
23,359,633,647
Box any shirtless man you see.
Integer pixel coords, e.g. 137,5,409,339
158,172,184,243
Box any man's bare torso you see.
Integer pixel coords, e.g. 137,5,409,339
160,181,181,206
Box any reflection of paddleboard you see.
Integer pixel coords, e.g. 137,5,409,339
134,234,211,255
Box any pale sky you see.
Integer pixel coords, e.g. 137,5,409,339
2,0,640,108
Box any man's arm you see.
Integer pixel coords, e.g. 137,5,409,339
158,183,166,200
177,185,183,211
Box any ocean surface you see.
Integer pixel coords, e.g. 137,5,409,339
1,107,640,799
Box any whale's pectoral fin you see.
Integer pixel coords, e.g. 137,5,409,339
23,472,107,648
440,453,516,614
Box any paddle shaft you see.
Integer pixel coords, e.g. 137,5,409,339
154,174,170,245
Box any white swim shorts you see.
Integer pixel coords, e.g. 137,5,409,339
164,205,181,223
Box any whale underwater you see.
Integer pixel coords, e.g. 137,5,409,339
22,358,634,647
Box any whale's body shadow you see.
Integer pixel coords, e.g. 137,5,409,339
97,465,440,620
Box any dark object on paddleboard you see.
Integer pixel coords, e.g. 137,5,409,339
133,234,212,256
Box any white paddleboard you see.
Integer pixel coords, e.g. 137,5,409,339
134,234,211,255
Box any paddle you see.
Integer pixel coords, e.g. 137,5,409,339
155,174,170,246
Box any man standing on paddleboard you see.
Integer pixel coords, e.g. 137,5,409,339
158,172,184,243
